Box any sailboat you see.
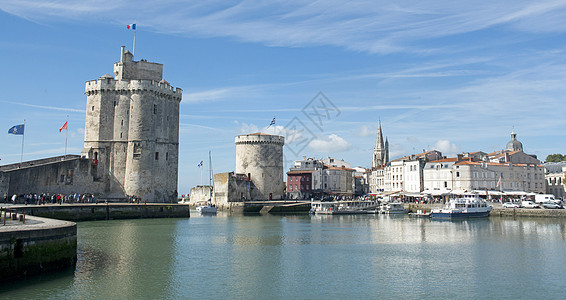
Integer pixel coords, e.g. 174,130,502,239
196,151,217,214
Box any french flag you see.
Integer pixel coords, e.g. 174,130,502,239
126,23,136,30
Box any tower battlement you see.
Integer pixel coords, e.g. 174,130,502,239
235,133,285,146
85,78,182,100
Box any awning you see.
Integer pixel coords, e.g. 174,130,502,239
422,189,451,196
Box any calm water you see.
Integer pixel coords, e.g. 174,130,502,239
2,213,566,299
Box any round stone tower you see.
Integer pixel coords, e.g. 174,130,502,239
235,133,285,200
82,46,182,202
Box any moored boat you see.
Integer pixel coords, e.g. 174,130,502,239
408,209,431,217
379,202,407,214
310,200,379,215
429,197,492,219
196,203,217,214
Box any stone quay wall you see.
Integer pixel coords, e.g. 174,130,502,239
0,215,77,282
15,204,190,222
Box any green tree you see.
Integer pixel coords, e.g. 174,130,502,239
545,154,565,162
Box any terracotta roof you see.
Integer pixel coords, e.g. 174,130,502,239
428,158,459,163
324,165,354,171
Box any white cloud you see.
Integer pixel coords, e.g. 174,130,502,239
433,140,459,157
234,121,259,135
308,134,351,153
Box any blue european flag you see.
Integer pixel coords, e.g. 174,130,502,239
8,124,24,135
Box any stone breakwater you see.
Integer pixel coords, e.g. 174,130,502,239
0,215,77,282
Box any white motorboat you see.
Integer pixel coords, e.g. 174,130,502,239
379,202,407,214
430,196,492,219
196,204,217,214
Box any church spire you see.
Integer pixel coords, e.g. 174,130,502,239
372,121,388,169
375,120,384,150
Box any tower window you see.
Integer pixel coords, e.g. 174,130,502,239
155,152,159,160
114,101,117,106
92,106,94,111
133,143,141,159
166,152,169,160
154,104,157,114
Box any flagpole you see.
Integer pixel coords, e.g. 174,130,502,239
132,21,137,57
200,164,203,185
20,119,25,164
64,115,68,159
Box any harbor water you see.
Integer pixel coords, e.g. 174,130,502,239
2,213,566,299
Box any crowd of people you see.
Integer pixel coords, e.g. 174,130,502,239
3,193,96,205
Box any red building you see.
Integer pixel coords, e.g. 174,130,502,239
286,170,313,199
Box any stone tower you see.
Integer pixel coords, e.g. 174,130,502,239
235,133,285,200
82,46,183,202
372,121,389,169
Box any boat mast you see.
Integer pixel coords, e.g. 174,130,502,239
209,151,213,201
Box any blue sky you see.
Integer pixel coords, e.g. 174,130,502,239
1,1,566,195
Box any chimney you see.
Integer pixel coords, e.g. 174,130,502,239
457,154,463,161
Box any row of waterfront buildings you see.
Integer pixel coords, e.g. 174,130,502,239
286,122,566,200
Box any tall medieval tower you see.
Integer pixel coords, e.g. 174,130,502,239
372,121,389,169
82,46,183,202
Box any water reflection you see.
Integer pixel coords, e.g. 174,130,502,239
2,215,566,299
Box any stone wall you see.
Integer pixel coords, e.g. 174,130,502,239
17,204,190,221
189,185,212,205
213,172,251,208
0,216,77,282
1,157,109,200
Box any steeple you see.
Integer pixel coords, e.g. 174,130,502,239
375,120,384,149
372,121,389,169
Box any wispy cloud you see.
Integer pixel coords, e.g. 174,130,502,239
3,101,85,113
4,1,566,53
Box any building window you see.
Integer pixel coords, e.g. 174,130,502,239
456,172,460,177
91,106,95,111
166,152,169,160
154,104,157,114
155,152,159,160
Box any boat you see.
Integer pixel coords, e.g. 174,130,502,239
310,200,379,215
408,209,431,217
379,202,407,214
196,151,217,214
196,202,217,214
429,196,492,219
